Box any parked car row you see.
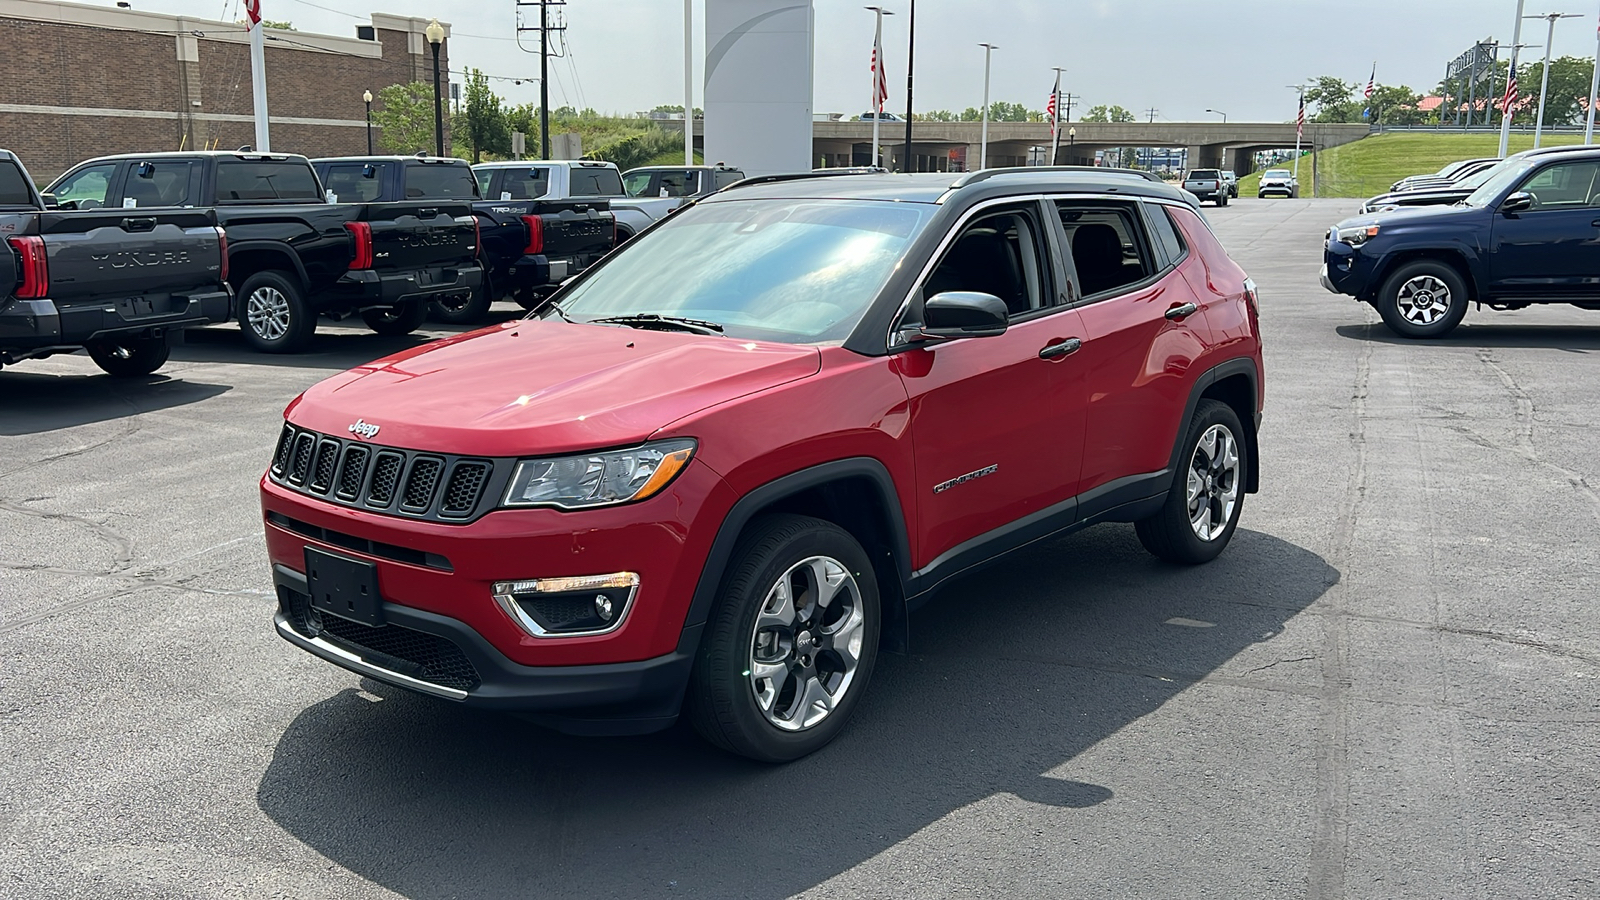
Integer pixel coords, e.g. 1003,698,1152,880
1323,145,1600,338
2,146,757,374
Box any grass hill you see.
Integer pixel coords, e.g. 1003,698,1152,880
1237,131,1591,198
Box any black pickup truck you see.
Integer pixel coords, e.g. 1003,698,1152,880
45,151,482,353
312,155,614,323
0,150,230,377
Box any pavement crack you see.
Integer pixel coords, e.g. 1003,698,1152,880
1245,655,1317,673
1476,349,1600,521
1434,626,1600,668
0,498,135,573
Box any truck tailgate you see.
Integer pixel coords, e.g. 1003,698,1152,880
362,202,478,271
542,205,614,259
37,209,223,303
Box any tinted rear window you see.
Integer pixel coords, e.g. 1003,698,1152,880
0,162,36,206
570,167,624,196
404,163,478,199
215,160,321,202
1188,170,1220,179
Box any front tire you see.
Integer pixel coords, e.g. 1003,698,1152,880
86,337,169,377
687,514,880,763
1375,260,1468,339
361,299,429,336
238,270,315,354
1136,399,1247,565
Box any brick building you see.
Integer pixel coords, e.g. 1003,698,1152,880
0,0,452,182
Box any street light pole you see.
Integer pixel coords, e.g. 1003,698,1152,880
683,0,694,166
1206,108,1228,123
902,0,915,172
363,89,373,155
1587,1,1600,143
1529,12,1580,148
426,19,445,157
979,42,996,170
1501,0,1529,155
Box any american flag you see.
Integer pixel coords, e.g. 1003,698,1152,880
1502,67,1518,118
1046,70,1061,137
1363,63,1375,119
1296,92,1305,140
871,32,887,112
244,0,261,26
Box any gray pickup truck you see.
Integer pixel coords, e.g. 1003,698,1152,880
1183,169,1230,206
0,150,230,376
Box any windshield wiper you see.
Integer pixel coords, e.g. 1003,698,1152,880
587,314,725,335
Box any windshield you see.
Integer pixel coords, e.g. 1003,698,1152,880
1263,170,1291,179
1453,161,1508,191
543,198,934,343
1464,158,1537,207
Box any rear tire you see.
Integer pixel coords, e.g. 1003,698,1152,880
430,283,493,325
361,299,429,336
238,270,315,354
86,337,169,377
1136,399,1247,565
686,514,880,763
1375,259,1468,339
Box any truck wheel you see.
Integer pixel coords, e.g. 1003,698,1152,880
238,271,314,353
431,276,495,325
513,287,553,311
686,513,880,763
1136,399,1247,565
86,337,170,377
361,299,429,336
1375,260,1468,339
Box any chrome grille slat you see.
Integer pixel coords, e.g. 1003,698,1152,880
267,427,497,523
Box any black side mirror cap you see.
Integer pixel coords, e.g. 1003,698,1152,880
1502,191,1534,215
915,291,1009,340
40,192,58,208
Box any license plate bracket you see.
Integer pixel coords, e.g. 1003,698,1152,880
305,547,384,626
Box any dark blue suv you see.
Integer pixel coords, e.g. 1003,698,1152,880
1322,147,1600,338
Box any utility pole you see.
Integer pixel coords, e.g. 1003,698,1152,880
517,0,567,160
1060,93,1078,123
1587,1,1600,142
1145,107,1158,123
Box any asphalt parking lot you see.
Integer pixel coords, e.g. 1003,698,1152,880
3,197,1598,899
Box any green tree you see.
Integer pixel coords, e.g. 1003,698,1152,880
458,69,510,162
260,19,294,30
371,82,437,155
1365,84,1425,126
1306,76,1360,122
986,101,1035,122
1518,56,1595,126
917,109,959,122
1081,104,1135,123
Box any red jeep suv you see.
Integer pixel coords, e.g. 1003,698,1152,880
262,169,1263,762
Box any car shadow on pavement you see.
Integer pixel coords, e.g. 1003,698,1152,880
257,524,1335,899
1335,321,1600,351
0,370,231,436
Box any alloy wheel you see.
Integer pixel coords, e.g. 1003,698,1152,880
246,286,291,341
1187,423,1239,542
1396,274,1452,325
747,555,866,732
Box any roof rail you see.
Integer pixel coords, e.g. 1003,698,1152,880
951,166,1165,189
719,167,888,193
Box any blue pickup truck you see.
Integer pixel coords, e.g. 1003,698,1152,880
1323,146,1600,338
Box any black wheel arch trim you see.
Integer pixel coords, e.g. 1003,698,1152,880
1168,357,1262,494
228,241,311,290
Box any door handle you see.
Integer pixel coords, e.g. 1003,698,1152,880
1164,302,1199,320
1590,218,1600,227
1038,337,1082,360
121,217,157,232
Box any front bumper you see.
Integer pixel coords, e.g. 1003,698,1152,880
273,565,700,734
0,289,232,352
1322,233,1379,298
1258,184,1294,195
331,263,484,308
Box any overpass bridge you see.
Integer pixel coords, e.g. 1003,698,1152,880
671,120,1371,173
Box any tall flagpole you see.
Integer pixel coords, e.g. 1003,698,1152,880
867,6,891,168
1049,67,1063,165
979,43,995,169
1291,84,1305,186
1587,1,1600,143
1501,0,1528,157
246,0,270,150
684,0,694,165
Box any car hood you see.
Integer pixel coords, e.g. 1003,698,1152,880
286,320,822,458
1334,202,1480,231
1363,188,1471,209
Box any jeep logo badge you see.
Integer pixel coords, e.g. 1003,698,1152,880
348,419,381,440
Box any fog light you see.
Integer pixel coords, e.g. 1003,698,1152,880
492,572,639,638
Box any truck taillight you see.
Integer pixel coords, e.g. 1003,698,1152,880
215,226,229,283
520,214,544,255
344,221,373,270
8,235,48,299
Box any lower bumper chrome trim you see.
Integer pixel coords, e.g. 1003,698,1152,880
274,612,469,701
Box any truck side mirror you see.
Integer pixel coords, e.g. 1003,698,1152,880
1502,191,1534,215
40,192,59,208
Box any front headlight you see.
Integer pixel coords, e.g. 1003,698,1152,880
1337,224,1381,246
502,438,696,509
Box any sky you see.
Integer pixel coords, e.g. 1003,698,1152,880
118,0,1600,122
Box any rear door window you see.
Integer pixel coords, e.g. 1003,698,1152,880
1143,202,1188,269
496,167,550,200
320,163,386,203
52,163,119,209
215,160,322,202
1056,200,1156,299
123,160,201,207
569,166,624,196
404,163,478,199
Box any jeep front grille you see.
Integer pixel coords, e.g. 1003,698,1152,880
265,425,503,524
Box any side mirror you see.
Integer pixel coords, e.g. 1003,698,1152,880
40,192,59,208
916,291,1009,340
1502,191,1534,215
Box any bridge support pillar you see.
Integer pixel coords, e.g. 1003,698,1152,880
1230,148,1256,176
